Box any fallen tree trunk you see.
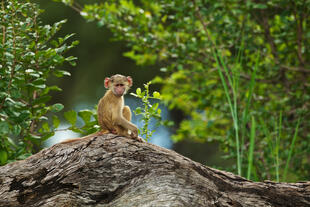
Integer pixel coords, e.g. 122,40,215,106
0,134,309,207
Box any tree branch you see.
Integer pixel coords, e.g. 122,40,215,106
0,134,309,207
259,11,279,62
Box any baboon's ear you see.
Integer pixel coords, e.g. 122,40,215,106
104,77,110,88
127,76,133,87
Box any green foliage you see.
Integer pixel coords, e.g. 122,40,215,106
283,118,301,181
213,48,258,176
247,116,256,180
0,0,77,164
63,108,100,135
62,0,310,181
131,82,168,141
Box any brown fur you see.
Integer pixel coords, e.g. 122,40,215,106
61,74,143,144
97,74,139,139
60,131,106,144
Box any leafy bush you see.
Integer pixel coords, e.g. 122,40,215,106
0,0,77,164
63,109,99,135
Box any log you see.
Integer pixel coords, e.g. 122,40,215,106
0,133,309,207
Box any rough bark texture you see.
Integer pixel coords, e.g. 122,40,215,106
0,134,309,207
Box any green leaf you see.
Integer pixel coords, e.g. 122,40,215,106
153,91,161,99
12,125,21,136
78,110,93,124
27,83,46,89
32,134,42,139
64,33,75,41
134,107,142,115
4,52,14,60
7,138,17,147
52,115,60,128
42,122,50,132
136,88,142,96
53,70,71,77
160,67,167,72
32,78,46,85
0,150,8,165
72,40,79,46
27,134,41,142
17,153,32,160
42,86,62,95
40,132,55,141
0,92,9,99
51,103,64,112
157,108,161,115
64,110,77,126
140,91,146,97
10,89,21,99
69,126,83,133
61,0,74,6
48,86,62,92
0,122,9,135
253,3,267,9
153,103,159,110
65,56,77,61
66,56,78,66
32,95,52,105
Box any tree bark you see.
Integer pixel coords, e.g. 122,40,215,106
0,134,309,207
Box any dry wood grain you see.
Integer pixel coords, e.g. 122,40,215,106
0,133,309,207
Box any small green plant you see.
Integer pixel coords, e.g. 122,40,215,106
130,82,164,141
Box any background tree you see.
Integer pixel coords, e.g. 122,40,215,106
57,0,310,181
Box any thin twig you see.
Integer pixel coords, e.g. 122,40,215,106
55,128,71,132
280,65,310,73
191,0,217,52
70,3,82,13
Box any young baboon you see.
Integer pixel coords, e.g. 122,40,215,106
61,74,143,144
97,74,141,141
